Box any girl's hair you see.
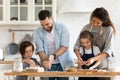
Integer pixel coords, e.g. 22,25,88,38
19,41,34,58
90,7,116,35
80,31,94,45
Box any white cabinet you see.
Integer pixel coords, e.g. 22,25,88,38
0,0,56,25
6,0,30,24
0,0,6,24
31,0,56,24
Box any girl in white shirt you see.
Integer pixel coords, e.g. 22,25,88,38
78,30,101,69
78,31,101,80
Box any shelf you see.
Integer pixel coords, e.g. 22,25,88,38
0,61,14,64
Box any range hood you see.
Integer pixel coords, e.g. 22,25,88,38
59,0,103,13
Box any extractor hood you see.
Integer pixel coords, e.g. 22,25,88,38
59,0,103,13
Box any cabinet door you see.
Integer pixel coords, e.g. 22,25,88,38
31,0,56,24
0,0,6,24
7,0,30,24
2,0,56,25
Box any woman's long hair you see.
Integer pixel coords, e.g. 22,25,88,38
90,7,116,35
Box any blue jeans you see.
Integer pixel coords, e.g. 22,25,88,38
48,63,69,80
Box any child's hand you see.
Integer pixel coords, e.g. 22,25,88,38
85,58,95,66
78,58,84,66
23,59,36,66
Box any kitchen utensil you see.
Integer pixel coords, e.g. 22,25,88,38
21,34,33,42
7,32,19,55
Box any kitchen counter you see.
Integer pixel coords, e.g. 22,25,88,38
4,69,120,80
0,60,14,64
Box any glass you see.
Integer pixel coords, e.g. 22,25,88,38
35,0,42,5
10,0,18,5
20,0,28,5
99,58,107,70
35,7,42,21
73,59,78,67
107,57,120,72
45,7,52,13
10,7,18,21
13,57,23,72
0,7,3,21
0,0,2,5
45,0,52,5
20,7,28,20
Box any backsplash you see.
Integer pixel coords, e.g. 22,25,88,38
0,25,38,60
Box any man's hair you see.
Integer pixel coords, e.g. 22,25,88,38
38,10,52,20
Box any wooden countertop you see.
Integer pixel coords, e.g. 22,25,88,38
0,60,14,64
4,70,120,77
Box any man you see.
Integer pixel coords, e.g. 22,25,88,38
34,10,73,80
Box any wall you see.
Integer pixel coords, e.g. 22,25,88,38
57,0,120,79
57,0,120,57
0,25,39,59
0,25,40,79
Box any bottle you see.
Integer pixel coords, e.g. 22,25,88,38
13,57,23,72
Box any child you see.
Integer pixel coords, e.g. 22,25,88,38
78,31,101,80
16,41,40,80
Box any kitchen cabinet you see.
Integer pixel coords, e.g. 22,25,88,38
0,0,6,24
0,0,56,25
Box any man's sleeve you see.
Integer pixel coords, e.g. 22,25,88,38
34,30,44,53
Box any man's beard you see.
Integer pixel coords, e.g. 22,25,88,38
45,25,53,32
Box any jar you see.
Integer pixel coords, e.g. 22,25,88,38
13,57,23,72
107,57,120,72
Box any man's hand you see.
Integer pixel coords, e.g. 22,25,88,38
49,55,54,63
42,60,52,69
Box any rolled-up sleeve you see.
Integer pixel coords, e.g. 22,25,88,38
103,27,114,57
60,24,70,47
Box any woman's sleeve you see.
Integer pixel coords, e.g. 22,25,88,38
102,27,114,57
60,24,70,47
94,46,101,56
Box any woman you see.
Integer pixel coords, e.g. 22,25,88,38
74,7,116,80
